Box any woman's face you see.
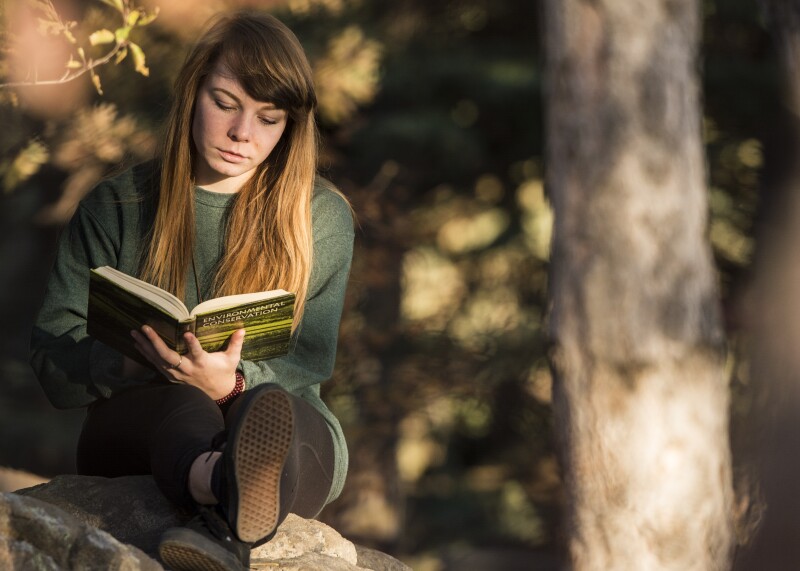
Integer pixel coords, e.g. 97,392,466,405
192,61,288,193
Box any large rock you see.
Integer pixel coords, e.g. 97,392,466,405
0,491,161,570
14,474,409,571
19,475,187,557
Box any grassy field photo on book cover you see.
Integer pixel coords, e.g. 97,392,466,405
87,267,295,366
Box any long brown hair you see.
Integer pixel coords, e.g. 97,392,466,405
140,11,320,327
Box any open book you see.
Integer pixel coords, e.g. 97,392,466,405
87,266,295,365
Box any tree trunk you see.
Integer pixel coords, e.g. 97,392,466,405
544,1,734,569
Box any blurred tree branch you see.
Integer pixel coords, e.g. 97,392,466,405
0,0,158,194
0,0,158,96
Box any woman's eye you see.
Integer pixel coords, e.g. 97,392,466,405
214,100,235,111
258,117,278,126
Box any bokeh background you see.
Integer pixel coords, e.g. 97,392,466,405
0,0,777,569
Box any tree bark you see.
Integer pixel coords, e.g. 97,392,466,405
544,1,734,569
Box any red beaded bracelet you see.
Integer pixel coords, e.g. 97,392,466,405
216,371,245,405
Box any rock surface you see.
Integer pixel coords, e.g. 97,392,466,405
0,491,161,570
19,474,188,558
11,474,410,571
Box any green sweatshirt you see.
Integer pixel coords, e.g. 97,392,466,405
30,162,354,503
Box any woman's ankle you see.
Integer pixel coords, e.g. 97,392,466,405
188,451,222,505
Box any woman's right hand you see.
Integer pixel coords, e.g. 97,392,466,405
131,325,245,401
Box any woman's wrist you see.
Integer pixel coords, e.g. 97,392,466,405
215,371,244,405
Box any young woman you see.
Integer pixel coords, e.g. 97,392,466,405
29,11,354,571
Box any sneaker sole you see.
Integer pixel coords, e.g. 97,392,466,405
159,529,244,571
230,388,294,543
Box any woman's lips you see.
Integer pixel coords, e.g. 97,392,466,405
219,149,246,163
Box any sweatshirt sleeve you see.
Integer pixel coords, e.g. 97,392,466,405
30,202,118,407
29,175,152,409
238,191,354,396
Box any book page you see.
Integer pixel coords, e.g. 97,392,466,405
190,289,292,317
92,266,191,320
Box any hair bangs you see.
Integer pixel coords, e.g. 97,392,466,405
217,20,316,117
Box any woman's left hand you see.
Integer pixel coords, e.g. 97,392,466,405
131,325,245,401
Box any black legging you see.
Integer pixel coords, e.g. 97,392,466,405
76,380,334,515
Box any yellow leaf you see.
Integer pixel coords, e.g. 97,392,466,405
127,10,140,26
66,58,82,70
114,47,128,65
91,72,104,96
137,8,159,26
77,47,86,60
89,29,116,46
115,26,130,43
128,42,149,77
3,140,49,193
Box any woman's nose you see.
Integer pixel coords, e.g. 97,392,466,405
227,116,251,142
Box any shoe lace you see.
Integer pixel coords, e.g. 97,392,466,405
194,505,236,543
205,430,228,462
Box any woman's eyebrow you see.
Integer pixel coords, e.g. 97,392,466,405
210,87,278,111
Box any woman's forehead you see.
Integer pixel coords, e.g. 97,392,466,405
205,61,242,90
204,61,281,109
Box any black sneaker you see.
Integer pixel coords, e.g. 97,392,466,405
158,505,250,571
218,383,296,545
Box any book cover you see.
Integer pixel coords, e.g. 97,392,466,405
87,268,295,366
